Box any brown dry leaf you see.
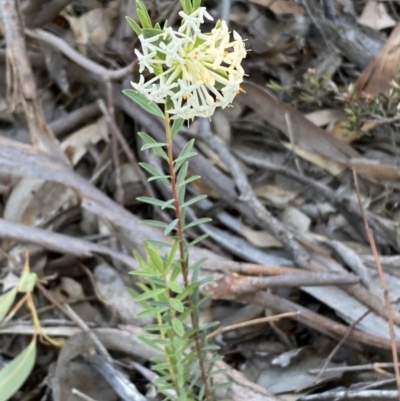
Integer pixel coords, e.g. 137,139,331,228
282,142,345,176
240,82,360,163
239,218,283,248
249,0,304,15
253,184,298,208
354,22,400,96
357,1,396,31
61,117,109,165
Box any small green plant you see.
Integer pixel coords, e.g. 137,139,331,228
269,69,400,138
124,1,246,400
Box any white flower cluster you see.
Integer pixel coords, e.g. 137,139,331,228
131,7,247,119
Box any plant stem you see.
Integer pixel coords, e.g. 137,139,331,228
164,111,211,401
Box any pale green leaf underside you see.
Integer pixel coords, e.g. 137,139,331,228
0,338,36,401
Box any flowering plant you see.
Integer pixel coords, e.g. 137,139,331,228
124,1,246,401
128,4,246,119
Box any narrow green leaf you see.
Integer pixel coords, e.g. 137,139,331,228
188,233,210,247
166,240,179,267
176,161,188,186
0,289,16,323
136,306,169,318
177,282,199,301
123,90,164,117
177,175,201,187
0,338,36,401
138,162,166,179
135,288,166,302
167,281,183,293
18,272,37,293
138,132,168,160
199,320,220,331
169,298,184,313
137,197,174,209
137,335,164,351
174,139,195,171
136,0,153,28
143,324,169,332
178,182,186,205
152,363,172,372
164,219,178,235
185,217,212,229
125,16,142,36
193,0,202,10
147,176,170,184
141,220,169,229
181,194,207,208
171,318,185,336
141,142,167,150
171,117,185,139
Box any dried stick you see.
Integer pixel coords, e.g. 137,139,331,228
25,28,134,79
353,169,400,399
241,290,400,351
205,272,359,297
206,312,298,340
1,0,67,161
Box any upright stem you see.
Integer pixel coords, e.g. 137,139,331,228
164,111,211,401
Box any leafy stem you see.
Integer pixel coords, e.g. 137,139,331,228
164,110,211,401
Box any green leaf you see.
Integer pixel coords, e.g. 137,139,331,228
143,324,169,332
167,281,183,293
136,306,169,318
169,298,184,313
171,118,185,139
18,272,37,293
185,217,212,229
142,28,163,39
137,197,174,209
141,220,169,229
176,161,188,187
174,139,196,172
172,318,185,336
188,233,210,247
181,194,207,208
138,335,164,352
136,0,153,28
177,175,201,187
166,240,179,267
139,162,170,185
179,0,193,14
125,16,142,36
178,182,186,205
193,0,202,11
135,288,166,302
164,219,178,235
122,90,164,117
0,338,36,401
138,132,168,160
0,288,16,323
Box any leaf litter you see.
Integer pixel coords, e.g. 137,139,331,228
2,0,400,400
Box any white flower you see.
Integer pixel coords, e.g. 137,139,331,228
131,7,247,120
